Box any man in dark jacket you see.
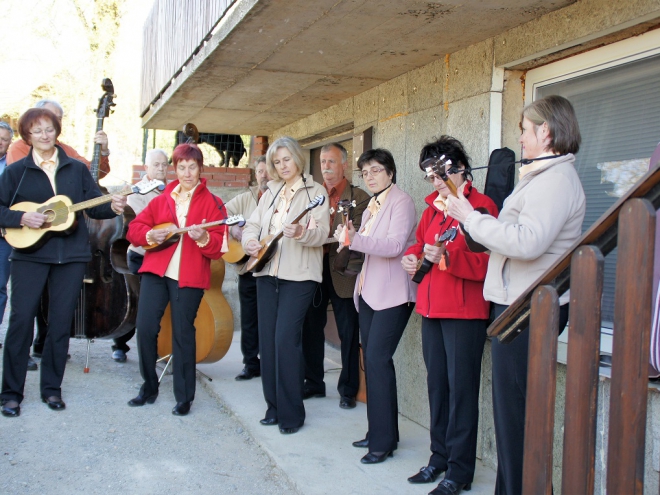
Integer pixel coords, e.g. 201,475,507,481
302,143,369,409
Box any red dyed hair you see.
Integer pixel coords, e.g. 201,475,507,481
172,143,204,167
18,108,62,144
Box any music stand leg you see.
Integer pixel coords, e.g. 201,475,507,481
195,367,212,382
158,354,173,383
83,339,93,373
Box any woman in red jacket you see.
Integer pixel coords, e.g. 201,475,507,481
401,136,497,495
126,143,227,416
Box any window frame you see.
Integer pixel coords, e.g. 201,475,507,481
523,29,660,357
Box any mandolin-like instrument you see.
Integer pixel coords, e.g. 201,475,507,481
422,155,488,253
411,226,457,283
246,194,325,273
222,237,249,264
3,180,164,251
142,215,245,251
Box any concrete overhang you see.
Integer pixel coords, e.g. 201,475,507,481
141,0,575,135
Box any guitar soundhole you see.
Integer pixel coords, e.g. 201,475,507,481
42,209,56,225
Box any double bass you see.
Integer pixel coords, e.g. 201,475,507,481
156,123,235,366
72,78,138,346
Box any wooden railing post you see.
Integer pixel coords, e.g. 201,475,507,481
522,285,559,495
561,246,604,494
607,198,655,495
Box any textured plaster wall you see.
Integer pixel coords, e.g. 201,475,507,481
270,0,660,486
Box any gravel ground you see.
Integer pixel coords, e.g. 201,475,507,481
0,322,298,495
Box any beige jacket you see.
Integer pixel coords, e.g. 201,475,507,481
242,175,330,283
464,154,585,306
127,175,164,256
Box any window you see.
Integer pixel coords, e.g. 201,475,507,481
525,29,660,352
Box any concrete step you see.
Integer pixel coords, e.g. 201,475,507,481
197,332,497,495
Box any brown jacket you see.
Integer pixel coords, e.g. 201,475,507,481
327,184,370,298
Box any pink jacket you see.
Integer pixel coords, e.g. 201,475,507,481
351,184,417,311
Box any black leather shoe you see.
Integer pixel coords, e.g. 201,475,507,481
352,437,369,448
361,451,393,464
127,393,158,407
260,418,278,425
429,479,472,495
172,401,192,416
303,389,326,400
27,356,38,371
1,400,20,417
339,396,356,409
408,465,444,484
42,396,66,410
279,426,300,434
235,367,261,380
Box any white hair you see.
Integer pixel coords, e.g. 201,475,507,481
0,121,13,138
145,148,168,165
35,99,64,118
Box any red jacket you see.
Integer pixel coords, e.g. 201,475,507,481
127,178,227,289
404,183,498,319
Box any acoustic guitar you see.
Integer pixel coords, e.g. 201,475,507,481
246,194,326,273
222,237,250,264
3,179,165,252
422,155,489,253
411,226,457,283
141,214,246,252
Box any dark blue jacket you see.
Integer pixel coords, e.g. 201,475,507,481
0,145,116,264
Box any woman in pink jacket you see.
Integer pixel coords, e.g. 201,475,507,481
335,148,416,464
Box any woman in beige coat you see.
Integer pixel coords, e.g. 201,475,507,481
447,95,586,495
242,137,329,435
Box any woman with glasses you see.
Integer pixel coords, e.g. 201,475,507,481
447,95,586,494
0,107,127,417
334,148,416,464
401,137,497,495
242,136,329,434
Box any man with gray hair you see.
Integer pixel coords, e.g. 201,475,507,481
111,148,170,362
302,142,369,409
0,121,14,337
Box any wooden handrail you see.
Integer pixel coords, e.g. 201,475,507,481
488,162,660,343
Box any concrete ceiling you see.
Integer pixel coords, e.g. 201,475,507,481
141,0,575,136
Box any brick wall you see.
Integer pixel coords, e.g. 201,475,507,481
131,165,251,188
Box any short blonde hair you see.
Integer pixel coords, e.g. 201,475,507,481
266,136,306,180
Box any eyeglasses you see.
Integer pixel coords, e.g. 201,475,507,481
361,167,386,179
30,128,56,136
423,174,443,183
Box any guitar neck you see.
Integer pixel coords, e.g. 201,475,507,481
89,116,104,182
271,208,311,243
68,187,131,213
166,218,227,235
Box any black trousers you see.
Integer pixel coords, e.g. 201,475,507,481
359,296,413,453
238,272,260,372
136,274,203,402
1,260,86,402
257,276,316,429
422,317,487,484
302,254,360,397
32,284,48,355
112,250,144,352
491,302,569,495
